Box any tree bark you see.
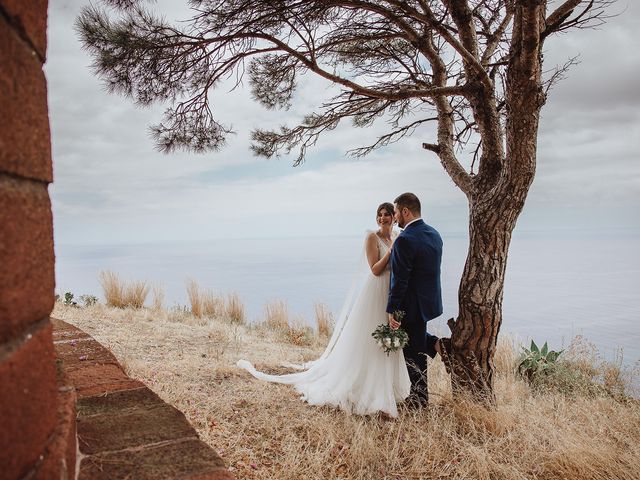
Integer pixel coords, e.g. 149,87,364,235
446,200,514,402
444,141,539,403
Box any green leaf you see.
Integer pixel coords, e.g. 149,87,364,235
541,342,549,356
530,340,539,353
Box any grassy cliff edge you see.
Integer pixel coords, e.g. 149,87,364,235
53,301,639,480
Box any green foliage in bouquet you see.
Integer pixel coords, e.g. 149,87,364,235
372,311,409,355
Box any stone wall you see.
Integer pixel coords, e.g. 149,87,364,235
0,1,76,478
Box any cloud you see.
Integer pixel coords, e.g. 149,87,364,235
46,1,640,245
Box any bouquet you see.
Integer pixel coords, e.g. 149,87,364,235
372,310,409,355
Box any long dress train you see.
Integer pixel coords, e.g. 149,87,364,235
237,232,410,417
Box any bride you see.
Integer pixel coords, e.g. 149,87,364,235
237,202,410,417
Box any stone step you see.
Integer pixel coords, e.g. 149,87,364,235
52,318,234,480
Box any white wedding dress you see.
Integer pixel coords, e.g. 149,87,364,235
237,231,411,417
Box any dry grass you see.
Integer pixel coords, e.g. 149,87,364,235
123,280,150,309
203,291,225,318
225,292,245,324
99,270,125,308
260,300,314,346
315,303,334,338
264,300,291,331
536,336,640,399
52,302,640,480
283,316,315,347
186,279,227,321
186,278,203,318
152,284,165,312
99,270,149,309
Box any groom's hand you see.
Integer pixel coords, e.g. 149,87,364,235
388,313,401,330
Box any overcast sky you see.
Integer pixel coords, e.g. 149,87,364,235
46,1,640,245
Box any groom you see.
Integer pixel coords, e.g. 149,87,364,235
387,192,443,407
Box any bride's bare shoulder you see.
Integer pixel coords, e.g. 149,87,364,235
364,230,379,249
365,230,379,242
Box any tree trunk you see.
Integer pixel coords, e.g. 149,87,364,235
445,194,519,402
443,119,543,402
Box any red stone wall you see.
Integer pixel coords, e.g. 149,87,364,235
0,2,75,478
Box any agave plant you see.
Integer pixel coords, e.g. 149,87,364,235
518,340,563,383
63,292,78,307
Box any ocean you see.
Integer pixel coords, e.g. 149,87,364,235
55,229,640,364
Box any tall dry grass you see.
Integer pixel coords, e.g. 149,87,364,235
152,284,165,312
123,280,150,309
52,302,640,480
314,303,334,338
225,292,245,324
264,300,290,330
203,291,225,318
261,300,315,346
536,336,640,399
99,270,125,308
186,278,203,317
99,270,149,309
188,279,233,321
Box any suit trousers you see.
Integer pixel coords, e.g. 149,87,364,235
403,321,439,405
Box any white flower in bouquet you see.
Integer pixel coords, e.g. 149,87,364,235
371,313,409,355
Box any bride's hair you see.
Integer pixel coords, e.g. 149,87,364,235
377,202,394,217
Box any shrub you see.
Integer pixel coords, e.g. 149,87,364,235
79,294,98,307
518,337,635,398
558,337,637,398
532,362,606,397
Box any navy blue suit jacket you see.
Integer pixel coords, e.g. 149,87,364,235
386,219,443,358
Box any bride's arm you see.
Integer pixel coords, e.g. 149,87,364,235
365,233,392,276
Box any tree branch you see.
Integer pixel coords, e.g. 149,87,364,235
481,9,513,66
545,0,582,31
419,3,494,89
543,0,617,38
